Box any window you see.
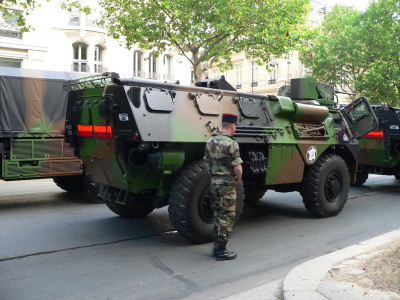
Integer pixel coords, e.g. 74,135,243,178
72,43,89,72
0,58,21,68
163,54,172,80
0,9,22,39
69,12,81,26
224,71,230,83
94,45,104,73
269,58,277,84
235,64,242,89
133,50,143,77
213,69,219,79
148,52,158,79
191,71,195,83
251,61,258,86
301,63,308,77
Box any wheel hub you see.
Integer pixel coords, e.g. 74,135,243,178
198,184,213,223
325,172,342,203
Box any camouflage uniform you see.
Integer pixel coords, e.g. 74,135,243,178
204,132,243,247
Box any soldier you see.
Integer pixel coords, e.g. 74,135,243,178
204,113,243,261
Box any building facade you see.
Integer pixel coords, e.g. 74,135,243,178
0,0,192,85
206,0,333,96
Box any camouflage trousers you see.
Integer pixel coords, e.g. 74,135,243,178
210,178,236,245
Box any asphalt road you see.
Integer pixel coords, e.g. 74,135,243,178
0,175,399,300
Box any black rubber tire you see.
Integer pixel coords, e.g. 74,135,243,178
53,175,88,192
353,170,369,186
168,160,244,244
103,186,153,218
300,153,349,218
244,188,267,203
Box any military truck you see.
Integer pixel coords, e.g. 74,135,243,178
352,105,400,185
0,67,88,192
64,74,377,243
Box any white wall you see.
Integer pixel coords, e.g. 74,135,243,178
0,0,192,85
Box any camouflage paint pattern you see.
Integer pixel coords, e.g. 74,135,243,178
64,75,377,197
210,180,236,244
204,132,242,177
357,107,400,174
0,67,87,180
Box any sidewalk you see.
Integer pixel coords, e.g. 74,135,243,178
222,229,400,300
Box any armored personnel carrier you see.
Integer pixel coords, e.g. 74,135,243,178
64,74,377,243
0,67,88,192
352,105,400,185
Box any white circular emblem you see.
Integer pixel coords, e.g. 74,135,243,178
306,146,317,163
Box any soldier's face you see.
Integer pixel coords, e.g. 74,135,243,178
231,123,237,134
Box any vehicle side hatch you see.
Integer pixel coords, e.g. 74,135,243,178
341,97,378,139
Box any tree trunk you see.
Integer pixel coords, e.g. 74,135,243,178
192,63,203,83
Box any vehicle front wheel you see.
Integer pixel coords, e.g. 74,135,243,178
168,160,244,244
300,154,349,217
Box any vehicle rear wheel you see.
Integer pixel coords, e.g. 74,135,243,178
103,186,154,218
53,175,88,192
300,154,349,217
353,169,369,186
168,160,244,244
244,188,267,203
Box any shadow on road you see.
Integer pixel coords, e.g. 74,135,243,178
0,190,103,209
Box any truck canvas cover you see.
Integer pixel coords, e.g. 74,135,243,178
0,67,84,138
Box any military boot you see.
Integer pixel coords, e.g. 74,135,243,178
212,239,218,257
215,243,237,261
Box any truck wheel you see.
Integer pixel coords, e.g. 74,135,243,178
104,187,153,218
300,154,349,218
353,170,369,186
53,175,88,192
168,160,244,244
244,188,267,203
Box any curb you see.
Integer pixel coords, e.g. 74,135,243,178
282,229,400,300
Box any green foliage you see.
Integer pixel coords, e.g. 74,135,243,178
96,0,311,81
0,0,91,32
0,0,45,32
300,0,400,106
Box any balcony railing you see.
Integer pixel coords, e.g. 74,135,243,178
269,79,276,84
71,64,90,73
69,12,81,26
133,71,145,78
251,82,258,87
236,84,242,89
148,72,161,80
163,74,175,81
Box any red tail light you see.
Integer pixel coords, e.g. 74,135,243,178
94,125,113,139
77,125,93,137
365,131,383,139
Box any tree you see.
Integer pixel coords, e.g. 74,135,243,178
300,0,400,105
299,5,366,94
96,0,311,81
360,0,400,105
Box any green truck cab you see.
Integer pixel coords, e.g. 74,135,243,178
64,74,377,243
0,67,88,192
353,105,400,185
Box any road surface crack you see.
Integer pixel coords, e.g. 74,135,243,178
0,229,177,262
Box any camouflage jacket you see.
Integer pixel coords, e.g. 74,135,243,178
204,132,243,177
